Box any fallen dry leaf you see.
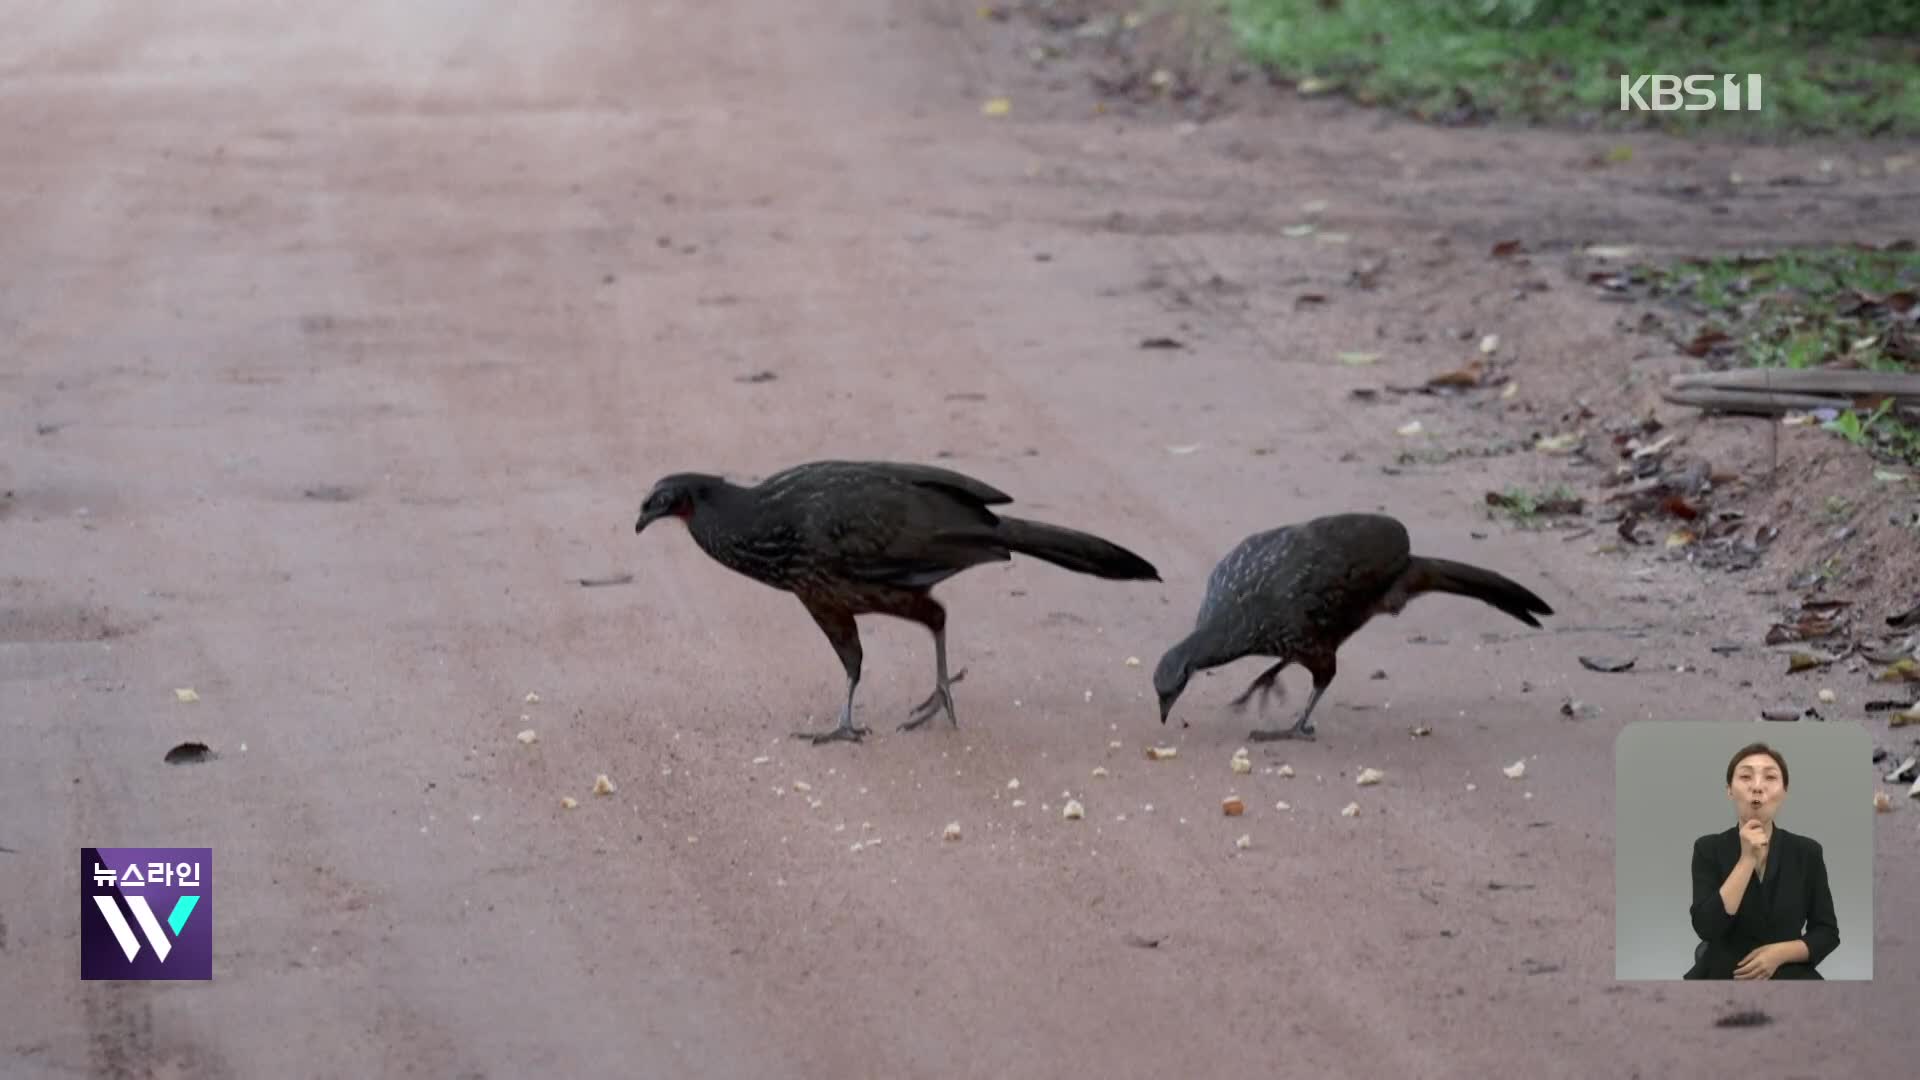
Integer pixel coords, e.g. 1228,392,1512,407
1784,650,1844,674
1338,351,1381,366
1683,329,1733,357
1878,658,1920,683
1491,240,1526,258
1221,796,1245,816
164,742,214,765
1426,359,1485,388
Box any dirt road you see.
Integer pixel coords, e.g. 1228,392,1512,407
3,1,1912,1076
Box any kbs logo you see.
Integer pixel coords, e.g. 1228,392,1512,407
81,848,212,980
1620,74,1762,112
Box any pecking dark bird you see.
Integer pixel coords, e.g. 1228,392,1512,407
635,460,1161,744
1152,512,1552,741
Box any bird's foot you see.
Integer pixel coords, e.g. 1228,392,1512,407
791,722,872,745
1248,723,1315,743
899,668,967,732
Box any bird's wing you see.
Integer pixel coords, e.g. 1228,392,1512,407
844,461,1015,510
806,474,1010,588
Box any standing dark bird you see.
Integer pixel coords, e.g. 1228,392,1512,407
1152,512,1552,741
635,460,1161,744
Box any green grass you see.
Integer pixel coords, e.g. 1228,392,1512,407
1639,247,1920,466
1225,0,1920,135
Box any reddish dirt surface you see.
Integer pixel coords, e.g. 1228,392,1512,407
4,2,1916,1076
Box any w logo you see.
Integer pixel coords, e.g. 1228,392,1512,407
90,893,201,962
81,847,213,981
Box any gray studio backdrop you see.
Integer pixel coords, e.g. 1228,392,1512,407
1614,721,1873,981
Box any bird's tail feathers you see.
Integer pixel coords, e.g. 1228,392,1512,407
993,516,1161,582
1406,556,1552,628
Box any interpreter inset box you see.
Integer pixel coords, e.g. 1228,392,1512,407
1614,721,1872,981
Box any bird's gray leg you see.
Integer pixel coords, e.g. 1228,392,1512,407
1228,660,1288,714
792,603,872,745
901,596,966,732
1250,658,1332,741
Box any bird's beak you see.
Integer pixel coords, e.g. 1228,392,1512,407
635,506,666,534
1157,697,1172,725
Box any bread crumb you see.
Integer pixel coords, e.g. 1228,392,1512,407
1340,802,1360,817
1274,801,1291,811
1221,796,1245,816
1124,656,1142,666
1063,799,1085,820
1355,767,1385,787
560,796,578,810
1091,766,1109,778
1230,748,1253,774
1277,764,1296,778
1146,746,1178,761
1502,760,1526,780
1874,790,1894,812
943,821,963,841
1235,834,1252,850
516,729,538,745
751,755,771,765
525,692,541,704
592,774,616,796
